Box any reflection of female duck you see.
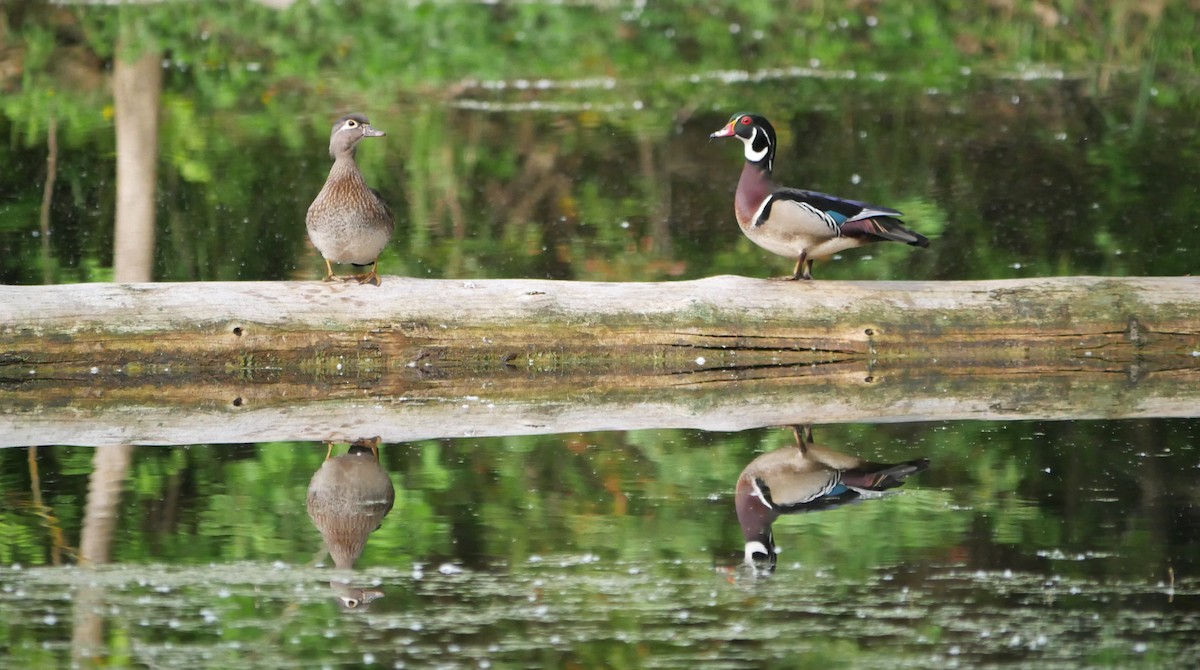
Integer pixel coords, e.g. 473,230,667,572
328,580,386,611
306,437,396,570
735,426,928,569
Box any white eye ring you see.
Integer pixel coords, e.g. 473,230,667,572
343,119,359,131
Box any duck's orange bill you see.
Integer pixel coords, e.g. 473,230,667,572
709,121,736,138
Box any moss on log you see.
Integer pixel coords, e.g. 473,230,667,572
2,275,1198,446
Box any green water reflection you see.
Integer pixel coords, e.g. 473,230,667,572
3,0,1200,284
3,2,1199,666
1,419,1197,667
5,82,1199,285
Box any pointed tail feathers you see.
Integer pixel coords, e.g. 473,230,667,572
842,217,930,248
842,458,930,491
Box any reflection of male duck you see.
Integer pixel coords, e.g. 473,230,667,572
735,425,929,571
307,437,396,611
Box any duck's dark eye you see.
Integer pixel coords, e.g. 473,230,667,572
343,598,360,608
346,120,358,128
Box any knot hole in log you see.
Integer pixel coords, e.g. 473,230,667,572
1126,317,1143,347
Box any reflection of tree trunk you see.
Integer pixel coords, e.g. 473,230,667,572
112,47,162,283
38,116,58,285
71,32,156,667
72,444,134,665
79,445,135,564
638,136,672,257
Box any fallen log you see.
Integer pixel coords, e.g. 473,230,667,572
2,275,1198,446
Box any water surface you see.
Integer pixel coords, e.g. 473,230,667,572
2,419,1197,668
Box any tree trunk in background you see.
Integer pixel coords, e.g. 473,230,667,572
112,47,161,283
72,37,160,663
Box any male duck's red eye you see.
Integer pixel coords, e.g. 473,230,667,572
740,116,752,125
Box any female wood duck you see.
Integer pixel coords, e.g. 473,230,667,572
328,580,386,611
306,437,396,570
711,112,929,280
735,425,929,570
306,113,394,286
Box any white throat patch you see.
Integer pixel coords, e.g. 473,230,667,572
741,127,771,164
744,540,771,563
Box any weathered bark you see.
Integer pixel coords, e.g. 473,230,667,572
112,46,161,283
2,275,1197,368
2,275,1198,446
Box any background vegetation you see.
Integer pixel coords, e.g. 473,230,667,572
1,2,1197,666
1,0,1197,284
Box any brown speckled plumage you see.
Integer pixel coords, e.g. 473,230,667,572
306,438,396,570
306,113,394,286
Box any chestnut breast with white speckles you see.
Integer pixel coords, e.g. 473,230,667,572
733,163,864,259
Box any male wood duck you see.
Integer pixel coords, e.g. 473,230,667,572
306,437,396,570
735,425,929,570
306,113,394,286
710,112,929,280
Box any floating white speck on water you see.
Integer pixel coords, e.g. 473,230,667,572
90,367,99,374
